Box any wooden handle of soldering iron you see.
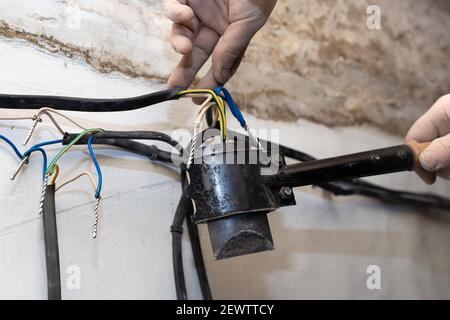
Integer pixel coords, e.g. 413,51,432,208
406,141,436,184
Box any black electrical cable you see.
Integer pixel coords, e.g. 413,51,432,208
42,184,62,300
182,172,213,300
84,138,177,164
171,167,213,300
63,131,183,154
0,87,181,112
171,168,189,300
186,218,212,300
328,179,450,210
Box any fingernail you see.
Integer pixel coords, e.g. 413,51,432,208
420,150,439,171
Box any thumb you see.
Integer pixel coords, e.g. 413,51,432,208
420,133,450,172
211,22,257,84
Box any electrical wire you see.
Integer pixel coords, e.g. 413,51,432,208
0,87,182,112
171,190,188,300
0,108,87,137
9,140,61,182
171,167,191,300
25,108,87,141
47,135,102,238
50,165,60,185
64,130,185,201
0,134,24,160
187,96,214,167
7,138,62,181
177,89,227,140
87,135,102,199
23,139,64,180
54,166,101,239
185,195,212,299
41,183,61,300
214,86,246,128
36,108,87,132
85,138,178,165
51,150,101,239
171,168,212,300
63,131,183,156
214,87,262,149
47,128,103,175
56,171,97,192
24,147,48,180
26,139,64,151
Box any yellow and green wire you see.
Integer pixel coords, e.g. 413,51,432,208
177,89,227,140
46,128,104,176
46,129,104,199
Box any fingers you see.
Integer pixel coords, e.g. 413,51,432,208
166,0,199,55
168,25,220,88
406,94,450,142
171,23,194,54
196,68,219,90
420,133,450,172
211,21,257,85
188,0,229,34
164,0,194,23
408,95,450,179
406,94,450,183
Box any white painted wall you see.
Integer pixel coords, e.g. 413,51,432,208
0,3,450,300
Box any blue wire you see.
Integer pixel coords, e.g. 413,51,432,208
23,148,48,180
28,139,64,150
0,136,60,181
0,134,24,160
87,135,102,199
214,86,247,128
23,139,63,180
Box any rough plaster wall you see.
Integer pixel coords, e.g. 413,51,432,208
0,0,449,134
231,0,450,134
0,0,174,81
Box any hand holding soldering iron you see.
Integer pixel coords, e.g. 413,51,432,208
406,94,450,183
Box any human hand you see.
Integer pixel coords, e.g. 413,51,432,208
406,94,450,184
164,0,277,89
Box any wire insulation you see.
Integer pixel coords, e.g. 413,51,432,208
56,171,97,192
214,86,246,128
0,87,182,112
178,89,227,140
47,128,103,175
87,135,103,198
0,134,24,159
